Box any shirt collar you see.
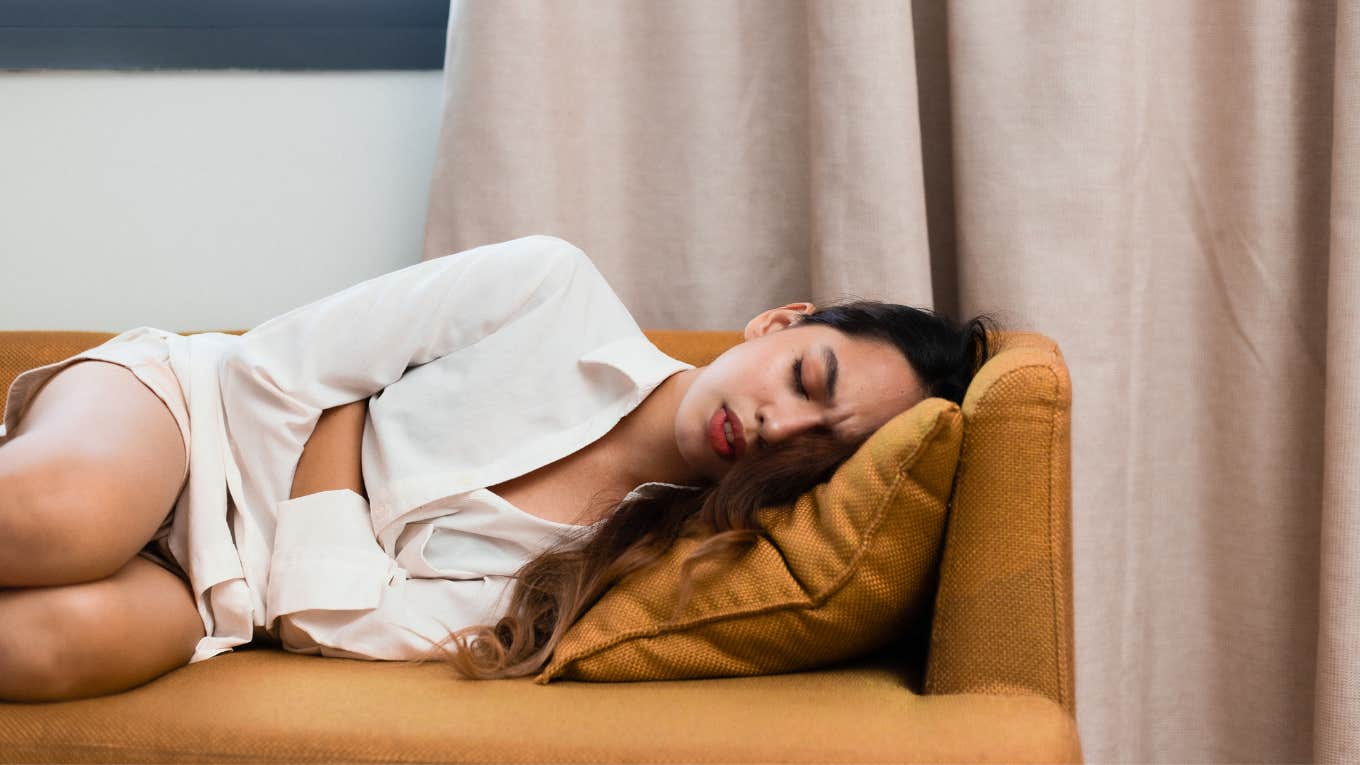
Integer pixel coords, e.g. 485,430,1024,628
578,334,695,396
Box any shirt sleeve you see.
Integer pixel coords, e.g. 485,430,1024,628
218,234,590,513
220,234,585,413
266,489,515,661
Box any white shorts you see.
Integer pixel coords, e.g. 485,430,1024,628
0,326,192,585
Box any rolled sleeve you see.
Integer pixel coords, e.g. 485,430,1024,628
266,489,397,621
266,489,514,661
275,574,515,661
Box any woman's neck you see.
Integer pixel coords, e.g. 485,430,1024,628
604,366,707,490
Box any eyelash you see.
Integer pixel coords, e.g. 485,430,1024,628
758,357,809,452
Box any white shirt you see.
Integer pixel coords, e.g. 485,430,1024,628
150,235,694,662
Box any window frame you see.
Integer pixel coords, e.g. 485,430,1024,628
0,0,449,70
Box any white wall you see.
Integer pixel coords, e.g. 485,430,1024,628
0,70,444,331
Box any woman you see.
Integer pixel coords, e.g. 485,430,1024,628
0,235,999,700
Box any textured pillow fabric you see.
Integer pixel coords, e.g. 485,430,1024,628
535,396,964,683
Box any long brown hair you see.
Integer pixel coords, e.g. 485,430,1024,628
413,429,862,678
412,300,1002,679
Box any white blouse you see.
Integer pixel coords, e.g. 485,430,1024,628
136,235,695,663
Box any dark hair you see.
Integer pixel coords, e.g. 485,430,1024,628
412,300,1004,679
792,299,1003,407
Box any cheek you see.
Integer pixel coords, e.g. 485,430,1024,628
674,383,710,444
675,376,728,459
682,367,726,411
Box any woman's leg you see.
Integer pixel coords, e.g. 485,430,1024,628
0,359,188,587
0,555,204,702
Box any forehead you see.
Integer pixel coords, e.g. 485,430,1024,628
785,325,922,431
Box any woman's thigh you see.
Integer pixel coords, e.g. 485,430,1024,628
0,359,188,587
0,555,204,702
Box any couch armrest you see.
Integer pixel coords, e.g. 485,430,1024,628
924,332,1077,717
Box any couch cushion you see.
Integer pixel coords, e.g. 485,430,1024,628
0,648,1081,764
536,394,963,682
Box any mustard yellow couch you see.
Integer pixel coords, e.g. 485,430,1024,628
0,328,1080,764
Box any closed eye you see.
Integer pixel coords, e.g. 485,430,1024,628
793,357,808,399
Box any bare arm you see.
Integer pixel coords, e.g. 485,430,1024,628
290,399,368,500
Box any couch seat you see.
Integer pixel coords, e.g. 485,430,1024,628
1,645,1080,763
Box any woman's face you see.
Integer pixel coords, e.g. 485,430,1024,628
673,303,926,483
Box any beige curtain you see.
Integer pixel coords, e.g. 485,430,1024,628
421,2,1359,762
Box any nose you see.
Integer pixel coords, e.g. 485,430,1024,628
755,402,824,446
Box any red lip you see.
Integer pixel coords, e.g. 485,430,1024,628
708,407,733,460
725,407,747,459
708,406,748,461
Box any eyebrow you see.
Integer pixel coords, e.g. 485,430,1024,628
822,346,839,404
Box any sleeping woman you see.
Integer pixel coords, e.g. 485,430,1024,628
0,235,998,701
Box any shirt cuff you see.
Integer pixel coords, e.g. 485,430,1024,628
265,489,400,623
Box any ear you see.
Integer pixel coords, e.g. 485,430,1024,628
742,302,816,341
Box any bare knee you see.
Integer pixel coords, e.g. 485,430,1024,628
0,362,186,588
0,587,90,702
0,561,200,702
0,449,145,587
0,644,70,703
0,450,55,586
0,629,65,702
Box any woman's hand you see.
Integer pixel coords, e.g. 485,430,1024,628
290,399,369,500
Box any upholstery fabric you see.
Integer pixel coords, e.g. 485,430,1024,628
0,328,1080,764
925,332,1075,713
0,649,1080,764
538,396,962,682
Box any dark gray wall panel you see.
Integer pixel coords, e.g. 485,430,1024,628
0,0,450,70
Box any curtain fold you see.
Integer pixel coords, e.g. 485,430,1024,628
422,2,1358,761
1317,3,1358,762
423,0,938,328
941,3,1343,761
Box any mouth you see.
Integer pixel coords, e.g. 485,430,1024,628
707,405,747,461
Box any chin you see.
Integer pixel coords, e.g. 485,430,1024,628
676,407,731,484
681,437,726,484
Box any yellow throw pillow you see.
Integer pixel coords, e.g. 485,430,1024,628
535,396,963,683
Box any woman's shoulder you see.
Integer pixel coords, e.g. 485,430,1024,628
493,235,625,302
475,234,589,266
452,235,607,292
